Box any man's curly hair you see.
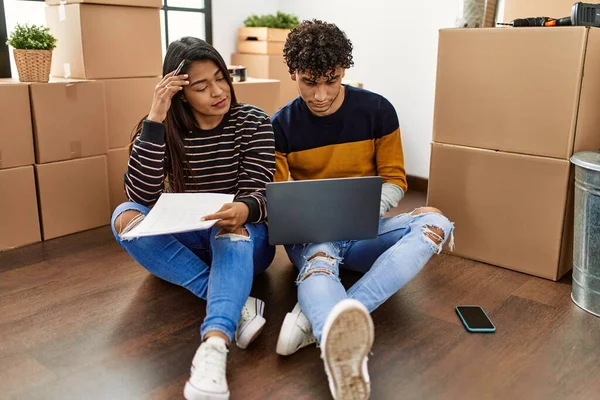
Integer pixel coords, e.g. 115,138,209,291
283,19,354,81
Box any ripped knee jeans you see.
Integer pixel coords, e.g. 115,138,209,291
294,242,343,285
285,207,454,343
110,201,275,342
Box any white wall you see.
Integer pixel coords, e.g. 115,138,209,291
277,0,461,178
3,0,279,78
4,0,467,178
497,0,506,22
211,0,279,64
3,0,47,79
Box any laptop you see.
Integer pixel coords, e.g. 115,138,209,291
266,176,383,246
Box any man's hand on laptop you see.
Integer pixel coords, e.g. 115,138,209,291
203,202,250,234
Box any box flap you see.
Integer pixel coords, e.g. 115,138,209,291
427,143,571,279
30,81,108,164
80,4,162,79
107,147,129,212
0,83,35,169
0,166,41,251
433,27,587,159
35,156,110,240
574,28,600,154
46,4,86,79
103,77,159,149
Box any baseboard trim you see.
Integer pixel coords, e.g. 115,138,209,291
407,175,428,193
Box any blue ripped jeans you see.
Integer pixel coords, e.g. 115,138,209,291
285,207,454,343
111,201,275,343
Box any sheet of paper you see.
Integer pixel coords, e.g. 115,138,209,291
120,193,235,239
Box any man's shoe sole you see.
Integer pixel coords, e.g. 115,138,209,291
322,300,373,400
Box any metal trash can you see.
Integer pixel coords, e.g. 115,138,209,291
570,151,600,317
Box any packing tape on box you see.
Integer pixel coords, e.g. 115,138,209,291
66,82,78,100
59,4,66,21
0,151,3,168
63,63,71,79
70,141,82,158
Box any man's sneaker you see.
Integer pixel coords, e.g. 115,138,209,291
321,299,374,400
276,303,317,356
183,336,230,400
235,297,266,349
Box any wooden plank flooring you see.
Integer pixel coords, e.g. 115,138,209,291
1,191,599,400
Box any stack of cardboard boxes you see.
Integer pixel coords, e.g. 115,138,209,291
45,0,162,217
427,24,600,280
30,78,111,241
0,77,113,247
231,27,295,113
0,0,163,251
0,82,41,251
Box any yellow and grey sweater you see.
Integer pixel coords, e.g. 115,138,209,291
272,85,407,216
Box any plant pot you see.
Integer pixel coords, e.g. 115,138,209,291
13,49,52,83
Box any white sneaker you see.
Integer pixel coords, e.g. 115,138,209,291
276,303,317,356
321,299,374,400
235,297,266,349
184,337,230,400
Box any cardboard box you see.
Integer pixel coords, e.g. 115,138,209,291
45,0,160,7
231,53,297,109
107,147,129,212
0,166,42,251
103,77,159,149
236,27,289,56
238,27,290,42
0,81,35,169
233,78,280,115
503,0,575,24
427,143,573,281
237,41,285,56
433,27,600,159
35,155,110,240
30,80,107,164
343,80,364,89
46,4,162,79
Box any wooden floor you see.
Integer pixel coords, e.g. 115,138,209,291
1,191,599,400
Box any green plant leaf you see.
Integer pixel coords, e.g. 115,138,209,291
6,23,57,51
243,11,299,29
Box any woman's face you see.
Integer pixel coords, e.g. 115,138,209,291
181,60,231,118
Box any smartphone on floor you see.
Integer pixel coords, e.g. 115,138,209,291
455,305,496,333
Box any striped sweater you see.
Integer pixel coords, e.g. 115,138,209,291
273,85,406,190
124,104,276,224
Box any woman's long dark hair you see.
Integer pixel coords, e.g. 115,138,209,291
130,37,239,193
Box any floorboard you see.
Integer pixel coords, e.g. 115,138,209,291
1,191,598,400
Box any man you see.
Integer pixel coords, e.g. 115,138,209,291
271,20,454,399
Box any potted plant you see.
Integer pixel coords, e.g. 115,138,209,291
238,12,299,55
6,23,57,83
241,11,299,42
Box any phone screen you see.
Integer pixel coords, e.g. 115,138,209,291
456,306,494,329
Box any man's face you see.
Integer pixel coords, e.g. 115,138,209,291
292,68,345,116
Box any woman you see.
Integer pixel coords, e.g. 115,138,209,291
110,37,276,400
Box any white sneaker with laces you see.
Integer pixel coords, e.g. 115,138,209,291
184,336,230,400
276,303,317,356
321,299,374,400
235,297,266,349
